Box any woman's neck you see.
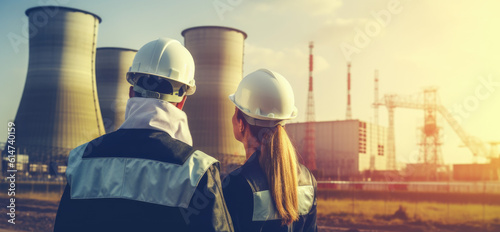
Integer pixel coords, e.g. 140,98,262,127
243,135,260,161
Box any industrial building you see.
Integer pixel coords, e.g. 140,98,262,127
453,161,500,181
286,120,387,180
181,26,247,172
96,47,138,133
10,6,104,167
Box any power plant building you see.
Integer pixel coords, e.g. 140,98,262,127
181,26,247,172
453,162,500,181
96,47,138,133
286,120,388,179
9,6,104,165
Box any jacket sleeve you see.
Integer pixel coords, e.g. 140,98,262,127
303,173,318,232
53,184,86,232
183,164,234,232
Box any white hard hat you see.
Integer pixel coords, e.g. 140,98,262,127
229,69,298,127
127,38,196,97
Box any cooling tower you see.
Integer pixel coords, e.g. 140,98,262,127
96,47,137,133
181,26,247,167
12,6,104,164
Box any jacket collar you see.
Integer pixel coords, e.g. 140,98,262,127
243,150,261,169
118,97,193,146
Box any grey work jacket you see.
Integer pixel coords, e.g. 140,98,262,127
223,151,317,232
54,129,234,232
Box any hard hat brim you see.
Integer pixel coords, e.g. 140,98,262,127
127,72,196,95
228,94,297,121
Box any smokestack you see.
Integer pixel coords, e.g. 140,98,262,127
346,62,352,120
305,41,317,171
374,69,379,125
181,26,247,171
11,6,104,164
96,47,138,133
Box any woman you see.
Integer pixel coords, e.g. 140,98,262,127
223,69,317,232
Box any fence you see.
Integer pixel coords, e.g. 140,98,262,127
317,181,500,231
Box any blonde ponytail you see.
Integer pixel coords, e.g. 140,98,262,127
236,109,300,225
259,125,299,225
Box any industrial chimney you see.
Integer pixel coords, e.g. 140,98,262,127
181,26,247,171
12,6,104,165
96,47,137,133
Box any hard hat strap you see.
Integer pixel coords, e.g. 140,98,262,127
133,85,184,103
241,113,286,127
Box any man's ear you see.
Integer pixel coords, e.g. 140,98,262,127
129,86,135,98
238,117,245,133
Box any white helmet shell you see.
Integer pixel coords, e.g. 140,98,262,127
127,38,196,95
229,69,298,125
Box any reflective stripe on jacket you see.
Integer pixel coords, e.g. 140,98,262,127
223,151,318,232
54,128,234,232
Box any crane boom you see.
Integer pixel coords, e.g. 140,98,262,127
376,90,492,159
437,105,490,157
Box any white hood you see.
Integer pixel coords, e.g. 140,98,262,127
118,97,193,146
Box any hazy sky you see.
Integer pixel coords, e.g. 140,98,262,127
1,0,499,165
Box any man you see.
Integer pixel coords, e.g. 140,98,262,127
54,38,234,232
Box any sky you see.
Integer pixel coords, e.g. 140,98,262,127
1,0,499,165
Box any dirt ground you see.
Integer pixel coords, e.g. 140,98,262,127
1,197,58,232
1,196,500,232
317,215,500,232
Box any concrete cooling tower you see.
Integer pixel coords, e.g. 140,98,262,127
96,47,137,133
12,6,104,164
181,26,247,169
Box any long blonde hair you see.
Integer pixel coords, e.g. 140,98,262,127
237,110,299,225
